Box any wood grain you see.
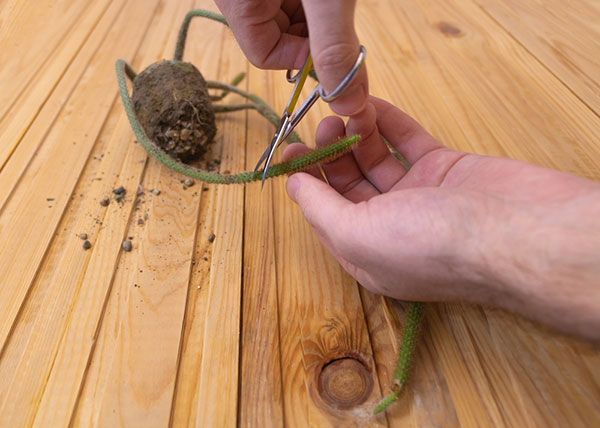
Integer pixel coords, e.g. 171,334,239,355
267,81,387,426
169,1,226,426
359,0,600,177
359,292,460,427
357,0,600,426
0,0,115,171
193,25,246,427
0,0,599,426
0,0,158,361
0,0,89,121
238,65,284,427
65,1,199,426
0,0,122,206
473,0,600,113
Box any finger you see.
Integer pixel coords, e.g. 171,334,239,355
282,143,322,180
286,172,353,254
345,102,409,192
371,97,444,164
281,0,304,22
316,116,380,203
302,0,369,116
288,22,308,37
215,0,309,69
251,30,310,70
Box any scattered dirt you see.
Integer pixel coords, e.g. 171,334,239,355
122,241,132,252
100,196,110,206
79,233,88,240
113,186,126,202
132,60,216,163
83,240,92,250
208,233,215,243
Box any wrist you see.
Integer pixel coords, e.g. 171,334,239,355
468,190,600,342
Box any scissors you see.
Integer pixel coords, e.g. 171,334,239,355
254,45,367,188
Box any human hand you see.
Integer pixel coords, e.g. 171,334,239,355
214,0,369,116
283,96,600,342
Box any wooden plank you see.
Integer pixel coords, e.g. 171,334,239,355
3,0,176,424
238,65,284,427
482,306,600,426
168,2,227,426
0,84,146,428
267,83,387,426
0,0,89,121
355,10,479,156
258,71,310,428
0,91,122,427
30,121,150,428
33,1,199,426
360,2,600,425
424,306,502,426
357,0,600,425
473,0,600,113
85,156,199,427
0,1,597,426
0,0,114,171
0,0,159,387
359,293,460,427
67,110,158,427
83,7,204,419
358,0,600,178
0,0,124,209
193,26,247,428
0,67,124,402
168,182,218,427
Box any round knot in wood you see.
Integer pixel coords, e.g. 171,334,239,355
317,357,373,410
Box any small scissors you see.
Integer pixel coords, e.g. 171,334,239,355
254,45,367,188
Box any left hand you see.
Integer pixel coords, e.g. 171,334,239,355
283,96,600,342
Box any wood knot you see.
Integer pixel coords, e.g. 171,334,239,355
317,356,373,410
437,21,463,37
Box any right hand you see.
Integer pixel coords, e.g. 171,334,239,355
214,0,369,116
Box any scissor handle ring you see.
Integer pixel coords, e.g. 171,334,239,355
286,68,299,83
286,51,312,82
319,45,366,103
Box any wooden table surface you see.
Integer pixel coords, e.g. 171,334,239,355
1,0,599,426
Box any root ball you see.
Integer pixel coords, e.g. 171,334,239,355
132,60,216,163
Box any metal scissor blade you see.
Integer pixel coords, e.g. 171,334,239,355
254,112,286,173
261,116,290,188
255,54,314,189
253,134,277,173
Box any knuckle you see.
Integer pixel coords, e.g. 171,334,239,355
246,52,267,69
234,0,264,18
313,42,359,79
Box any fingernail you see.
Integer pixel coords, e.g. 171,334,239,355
286,175,301,202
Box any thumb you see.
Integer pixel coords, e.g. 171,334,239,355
286,172,352,246
301,0,368,117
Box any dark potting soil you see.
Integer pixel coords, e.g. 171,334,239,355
132,60,217,163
